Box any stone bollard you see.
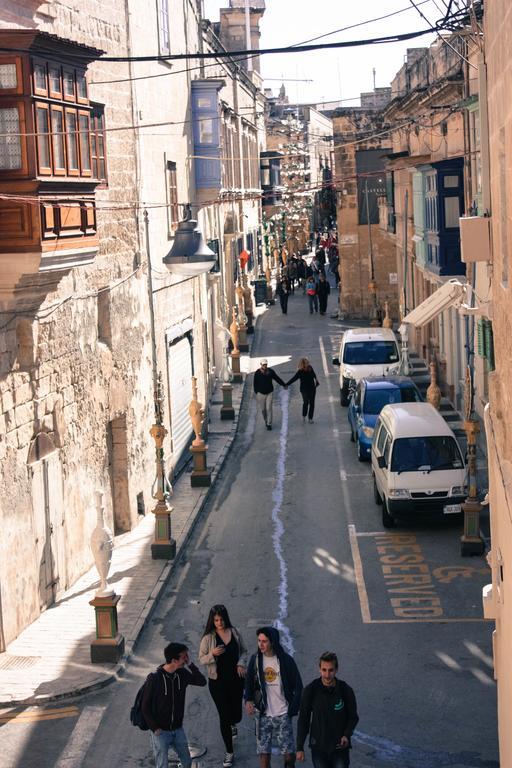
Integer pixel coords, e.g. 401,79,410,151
221,382,235,420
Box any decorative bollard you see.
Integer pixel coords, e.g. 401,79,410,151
189,377,211,487
242,274,254,335
89,490,125,663
230,309,243,383
221,382,235,420
382,301,393,329
236,283,249,351
426,360,442,410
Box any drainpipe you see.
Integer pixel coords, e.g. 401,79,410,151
477,51,491,215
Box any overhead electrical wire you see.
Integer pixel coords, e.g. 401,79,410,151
0,14,465,65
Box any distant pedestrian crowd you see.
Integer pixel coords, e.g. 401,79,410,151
134,604,358,768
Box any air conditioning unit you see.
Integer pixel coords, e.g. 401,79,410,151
460,216,492,263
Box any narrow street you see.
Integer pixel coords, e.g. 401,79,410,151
2,291,498,768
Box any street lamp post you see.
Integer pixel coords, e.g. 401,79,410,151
150,373,176,560
461,366,485,556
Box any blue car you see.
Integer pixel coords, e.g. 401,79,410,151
348,376,422,461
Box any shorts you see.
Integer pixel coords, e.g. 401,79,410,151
256,712,295,755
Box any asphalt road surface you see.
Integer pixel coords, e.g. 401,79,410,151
2,288,499,768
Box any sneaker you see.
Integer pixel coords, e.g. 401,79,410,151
308,419,314,423
231,725,238,739
223,753,234,767
266,424,272,430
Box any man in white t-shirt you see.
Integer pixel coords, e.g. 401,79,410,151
244,626,303,768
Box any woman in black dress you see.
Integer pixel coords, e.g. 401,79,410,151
199,605,247,767
286,357,320,423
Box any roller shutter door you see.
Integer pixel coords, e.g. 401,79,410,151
168,336,194,462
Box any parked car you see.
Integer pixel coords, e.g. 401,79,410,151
332,328,401,405
371,402,466,528
348,377,422,461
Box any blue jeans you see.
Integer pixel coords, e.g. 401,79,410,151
150,727,191,768
311,747,350,768
308,294,319,313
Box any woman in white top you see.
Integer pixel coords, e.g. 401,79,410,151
199,604,247,768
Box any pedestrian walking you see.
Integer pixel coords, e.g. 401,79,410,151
317,274,331,315
245,626,303,768
199,604,248,767
141,642,207,768
276,275,291,314
297,257,306,288
296,652,359,768
253,359,287,430
286,357,319,423
305,276,319,314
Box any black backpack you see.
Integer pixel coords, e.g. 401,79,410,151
130,671,158,730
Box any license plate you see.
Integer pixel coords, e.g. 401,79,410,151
443,504,462,515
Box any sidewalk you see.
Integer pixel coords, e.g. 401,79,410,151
0,314,265,708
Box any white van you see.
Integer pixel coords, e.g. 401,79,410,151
371,402,466,528
332,327,401,405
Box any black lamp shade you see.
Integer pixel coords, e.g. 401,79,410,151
163,219,217,276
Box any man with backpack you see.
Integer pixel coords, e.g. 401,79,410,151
140,642,206,768
296,652,359,768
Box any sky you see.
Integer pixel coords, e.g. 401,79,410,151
202,0,444,106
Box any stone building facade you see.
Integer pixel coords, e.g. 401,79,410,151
481,0,512,763
0,1,154,649
0,0,266,647
331,106,398,320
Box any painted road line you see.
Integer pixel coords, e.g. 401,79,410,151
0,706,79,724
348,524,372,623
54,705,106,768
319,334,355,526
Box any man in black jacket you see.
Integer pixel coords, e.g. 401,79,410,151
245,626,303,768
296,652,358,768
253,359,287,430
142,642,206,768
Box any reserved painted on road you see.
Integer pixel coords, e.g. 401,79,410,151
349,525,490,623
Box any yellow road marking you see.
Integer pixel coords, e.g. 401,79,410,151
0,706,79,724
348,523,372,623
348,525,489,624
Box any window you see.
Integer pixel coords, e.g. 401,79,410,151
0,105,22,170
166,160,179,234
157,0,171,56
376,424,388,454
63,69,75,101
91,104,107,183
444,196,460,229
36,103,51,174
33,61,47,95
76,72,88,102
0,62,18,90
50,106,66,174
48,65,62,98
198,117,214,144
65,109,79,174
78,111,91,174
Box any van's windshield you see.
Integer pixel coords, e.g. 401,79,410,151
391,436,464,473
343,341,399,365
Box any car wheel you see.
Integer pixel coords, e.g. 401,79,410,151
340,378,350,406
356,437,365,462
382,498,395,528
373,476,382,505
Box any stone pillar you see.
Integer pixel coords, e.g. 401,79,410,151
221,382,235,420
89,491,125,663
